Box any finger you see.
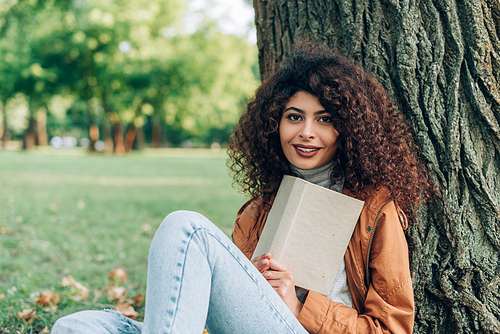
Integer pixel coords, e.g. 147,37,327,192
268,258,292,273
263,270,293,283
251,253,272,264
251,253,272,272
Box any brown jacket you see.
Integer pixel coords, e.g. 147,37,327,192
232,186,414,334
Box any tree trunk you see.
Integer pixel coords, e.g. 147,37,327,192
108,112,125,154
36,107,47,147
1,98,10,149
23,98,40,150
151,115,162,149
22,118,37,150
124,122,137,153
101,118,114,153
124,103,145,152
253,0,500,332
133,125,145,150
89,124,99,152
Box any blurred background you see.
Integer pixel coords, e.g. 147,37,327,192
0,0,259,152
0,0,257,332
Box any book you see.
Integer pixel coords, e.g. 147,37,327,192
252,175,365,295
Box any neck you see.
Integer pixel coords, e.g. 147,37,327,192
290,161,344,193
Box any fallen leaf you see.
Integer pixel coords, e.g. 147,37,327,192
17,309,36,323
108,268,128,282
62,275,89,301
203,329,209,334
37,290,62,307
0,293,4,300
107,286,127,303
115,304,139,319
130,293,143,308
41,327,50,333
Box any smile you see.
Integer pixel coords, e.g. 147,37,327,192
296,147,319,153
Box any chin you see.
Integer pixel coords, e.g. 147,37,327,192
294,161,323,170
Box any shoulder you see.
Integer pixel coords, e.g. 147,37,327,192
236,196,269,221
343,185,408,229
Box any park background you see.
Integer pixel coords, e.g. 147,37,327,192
1,0,256,332
2,0,500,332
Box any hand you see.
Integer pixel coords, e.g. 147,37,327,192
253,254,304,317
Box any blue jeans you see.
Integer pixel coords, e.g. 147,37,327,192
52,211,308,334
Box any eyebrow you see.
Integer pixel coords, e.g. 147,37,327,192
284,106,329,115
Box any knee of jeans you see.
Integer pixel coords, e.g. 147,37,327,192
159,210,212,235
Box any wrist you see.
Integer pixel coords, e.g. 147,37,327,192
293,300,304,317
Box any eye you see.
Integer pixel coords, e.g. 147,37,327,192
287,114,302,121
318,115,333,124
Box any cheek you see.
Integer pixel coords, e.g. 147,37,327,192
320,128,339,147
279,122,291,143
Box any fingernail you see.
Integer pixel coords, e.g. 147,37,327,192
261,259,267,265
263,272,271,278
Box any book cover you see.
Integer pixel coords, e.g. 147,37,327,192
252,175,365,295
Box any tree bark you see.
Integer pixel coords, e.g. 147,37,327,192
1,97,10,149
151,115,162,148
253,0,500,333
23,98,40,150
124,122,137,153
36,107,47,147
107,112,125,154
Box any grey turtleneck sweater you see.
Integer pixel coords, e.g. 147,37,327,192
290,162,353,307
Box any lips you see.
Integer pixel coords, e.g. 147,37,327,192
293,145,321,157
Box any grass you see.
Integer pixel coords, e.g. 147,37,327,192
0,147,248,333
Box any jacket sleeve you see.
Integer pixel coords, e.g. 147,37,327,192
231,197,269,259
297,201,414,334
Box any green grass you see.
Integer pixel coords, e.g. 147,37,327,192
0,148,248,333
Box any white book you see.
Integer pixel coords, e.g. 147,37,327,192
252,175,365,295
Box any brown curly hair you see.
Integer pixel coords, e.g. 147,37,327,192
227,42,431,222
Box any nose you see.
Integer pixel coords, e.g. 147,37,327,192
299,120,315,140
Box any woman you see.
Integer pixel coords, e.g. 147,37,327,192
52,42,430,334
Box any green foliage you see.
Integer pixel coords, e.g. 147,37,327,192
0,0,258,146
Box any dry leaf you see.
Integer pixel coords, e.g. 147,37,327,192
115,304,139,319
107,286,127,303
17,309,36,323
130,293,143,308
203,329,209,334
41,327,50,333
124,293,143,308
37,290,62,307
108,268,128,282
62,275,89,301
0,293,4,300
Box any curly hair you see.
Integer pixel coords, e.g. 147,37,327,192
227,42,431,223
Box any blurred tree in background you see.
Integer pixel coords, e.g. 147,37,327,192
0,0,258,152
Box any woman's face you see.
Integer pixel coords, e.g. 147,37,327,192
279,91,339,170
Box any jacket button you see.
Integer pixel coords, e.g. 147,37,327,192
367,226,372,232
